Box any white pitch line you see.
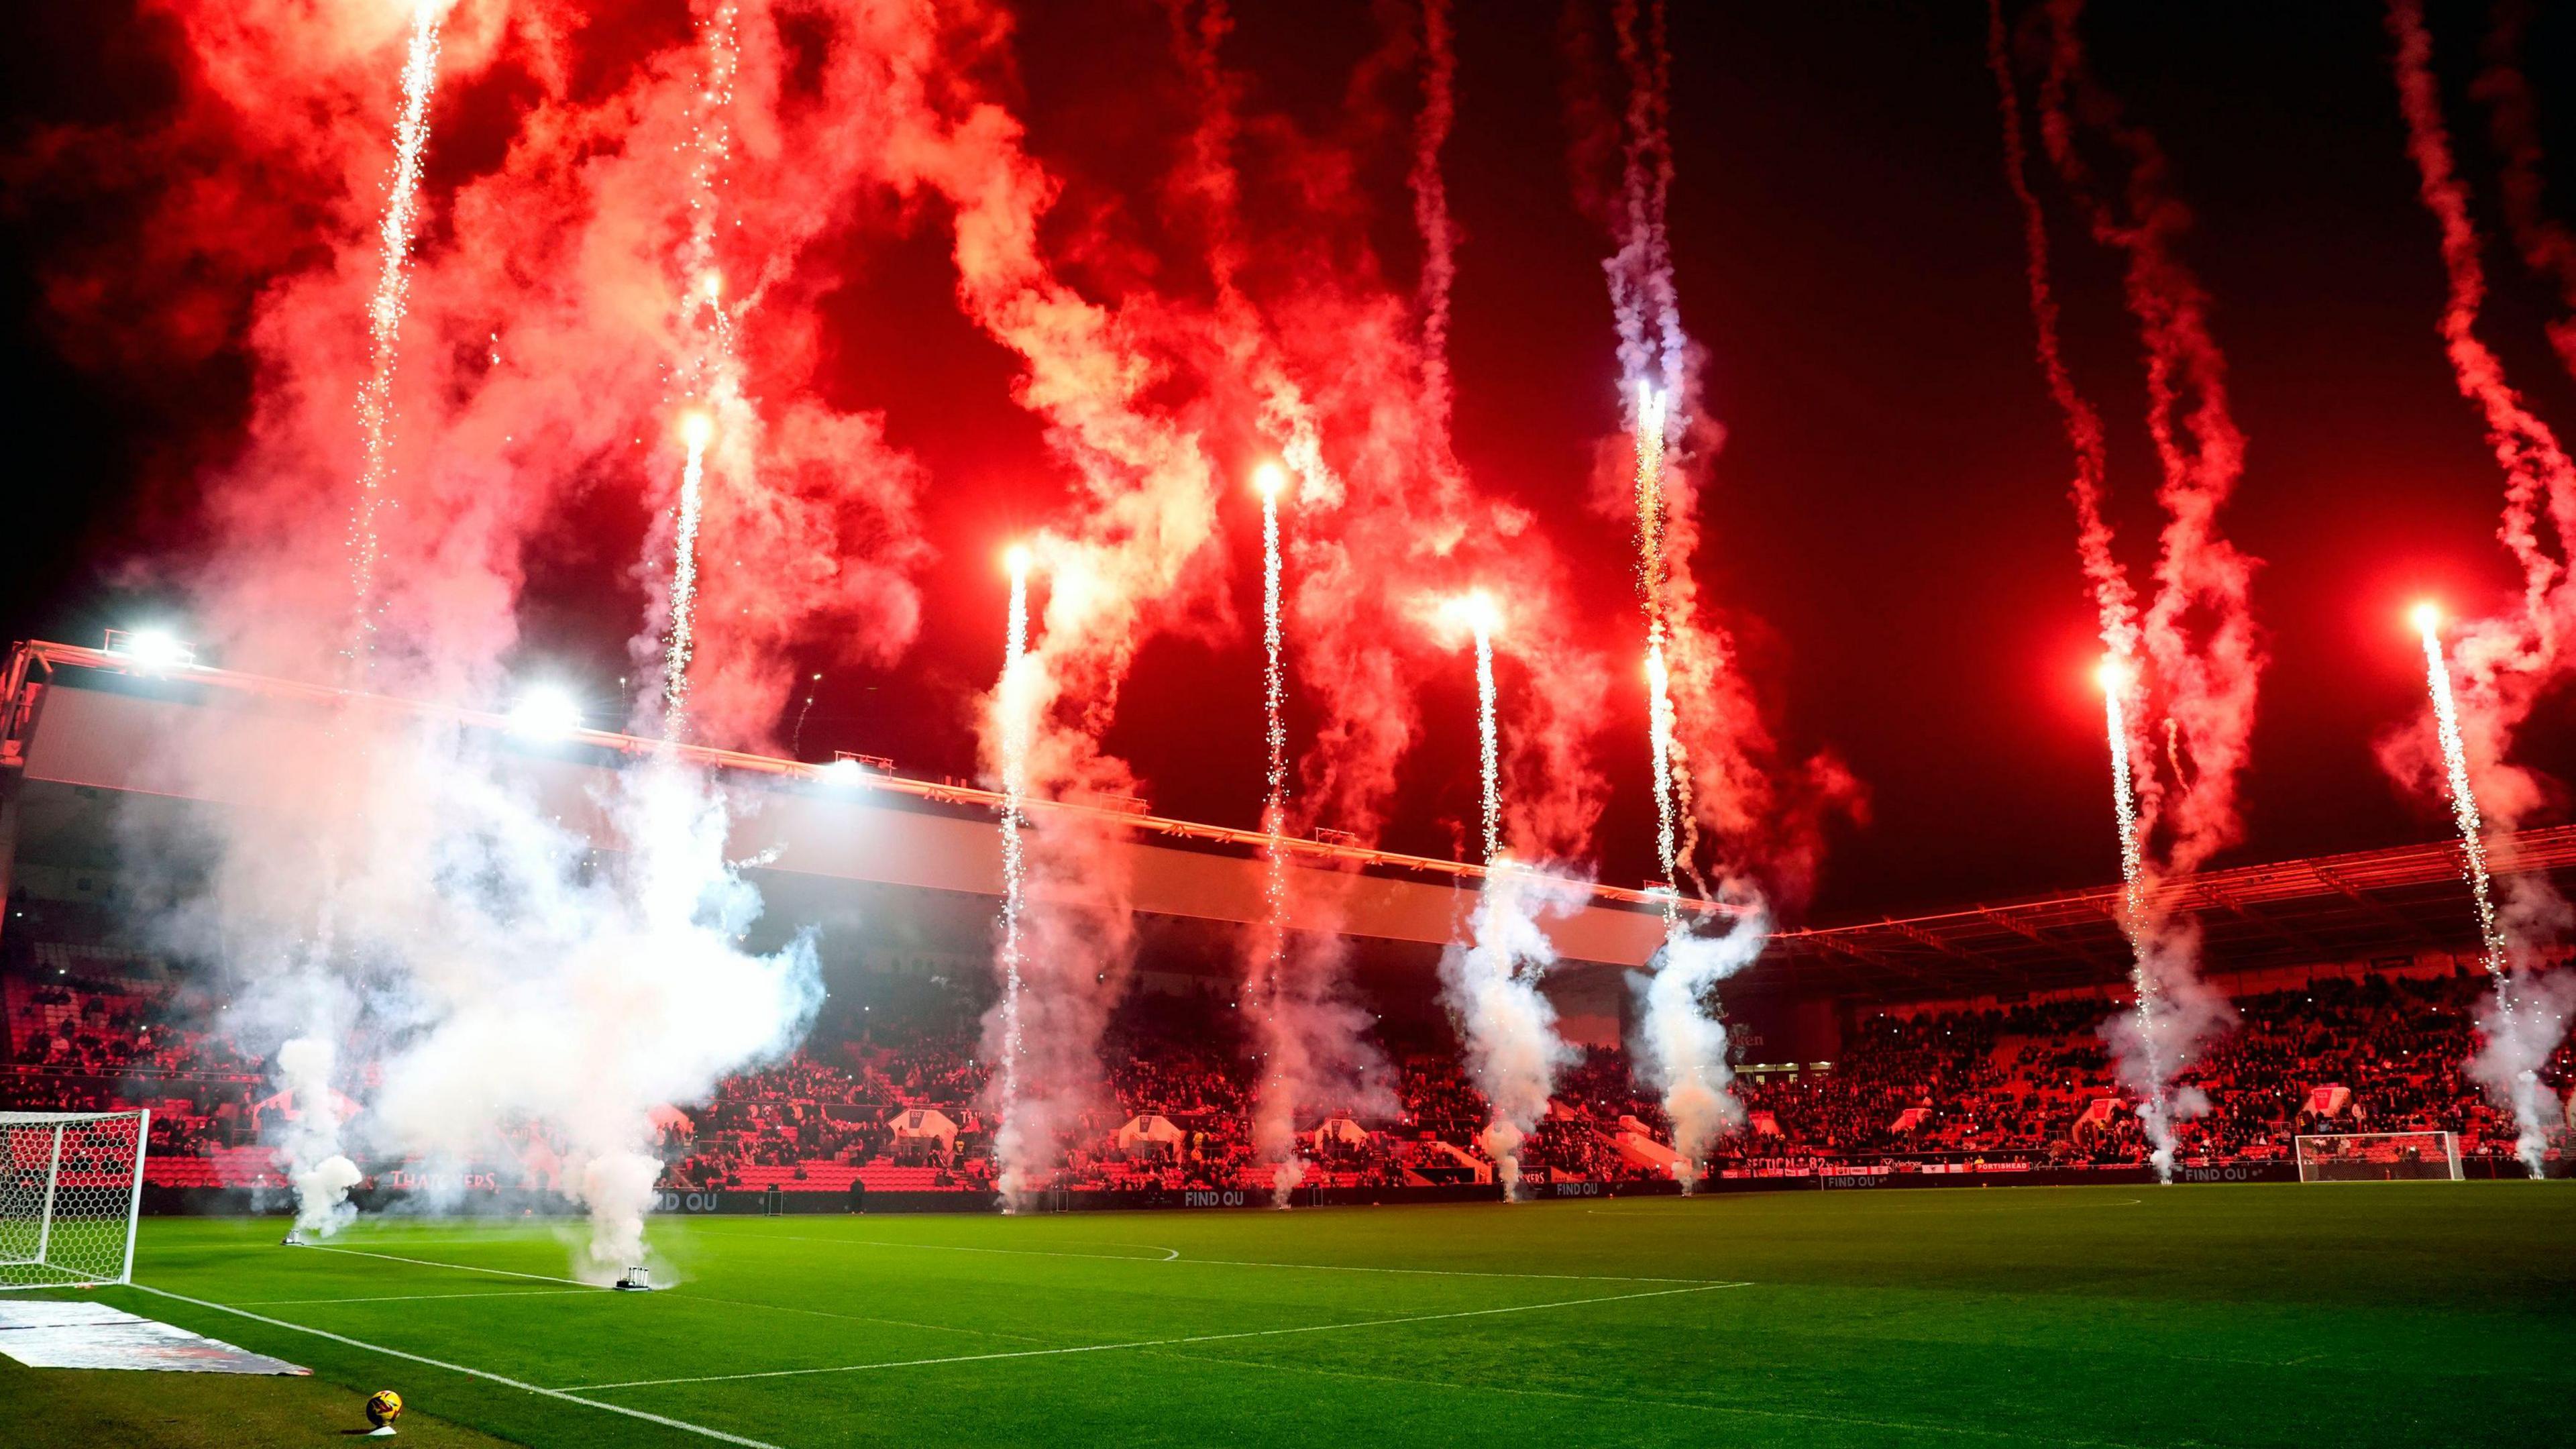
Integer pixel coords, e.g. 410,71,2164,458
301,1235,1050,1345
566,1280,1748,1393
233,1288,601,1308
300,1242,600,1287
127,1283,777,1449
698,1228,1709,1282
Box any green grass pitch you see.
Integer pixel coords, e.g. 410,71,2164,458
5,1184,2569,1447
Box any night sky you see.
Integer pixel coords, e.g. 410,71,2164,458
5,1,2575,924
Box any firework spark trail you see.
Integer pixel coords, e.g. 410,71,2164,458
2038,0,2259,877
1411,0,1609,859
2415,608,2574,1177
1597,3,1700,856
1434,591,1574,1199
1437,592,1572,1202
1631,386,1670,604
996,547,1034,1170
2476,0,2576,382
658,3,744,743
1603,0,1794,903
345,0,447,672
2418,614,2510,985
1990,0,2259,1173
1631,384,1681,920
1471,603,1502,867
2101,672,2148,935
1644,635,1679,928
291,0,447,1234
1252,464,1304,1203
1161,10,1391,1199
1262,468,1287,874
883,5,1217,1196
2386,1,2576,1177
662,417,712,743
1599,0,1805,1183
2098,658,2169,1157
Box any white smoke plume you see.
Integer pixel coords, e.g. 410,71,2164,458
2469,965,2575,1177
274,1035,360,1238
2098,913,2232,1181
2469,867,2575,1177
352,752,822,1280
1633,902,1770,1191
1441,865,1582,1200
7,0,936,1273
138,688,823,1276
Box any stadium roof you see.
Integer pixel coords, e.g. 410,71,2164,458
0,638,1698,968
1752,827,2576,1003
7,637,2558,1002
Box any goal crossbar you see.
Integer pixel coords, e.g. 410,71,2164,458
1,1109,149,1289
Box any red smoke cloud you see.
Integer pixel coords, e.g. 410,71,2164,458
1980,0,2135,666
1142,0,1621,862
1562,0,1860,904
2382,0,2576,831
1985,0,2265,882
2474,0,2576,386
1990,0,2263,1169
21,0,928,740
17,0,1837,1192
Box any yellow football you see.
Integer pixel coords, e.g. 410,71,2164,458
366,1389,404,1428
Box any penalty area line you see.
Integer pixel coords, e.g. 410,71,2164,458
126,1283,778,1449
566,1280,1750,1393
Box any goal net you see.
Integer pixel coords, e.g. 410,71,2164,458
1,1110,148,1289
2295,1130,2461,1183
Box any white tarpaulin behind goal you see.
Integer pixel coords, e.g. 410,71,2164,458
1,1110,148,1290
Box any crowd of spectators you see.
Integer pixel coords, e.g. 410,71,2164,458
9,948,2570,1192
4,972,272,1177
1719,971,2575,1168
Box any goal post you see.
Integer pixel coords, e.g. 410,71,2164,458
1,1110,149,1289
2295,1130,2461,1183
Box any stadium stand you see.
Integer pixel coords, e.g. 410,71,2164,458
4,894,2568,1194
